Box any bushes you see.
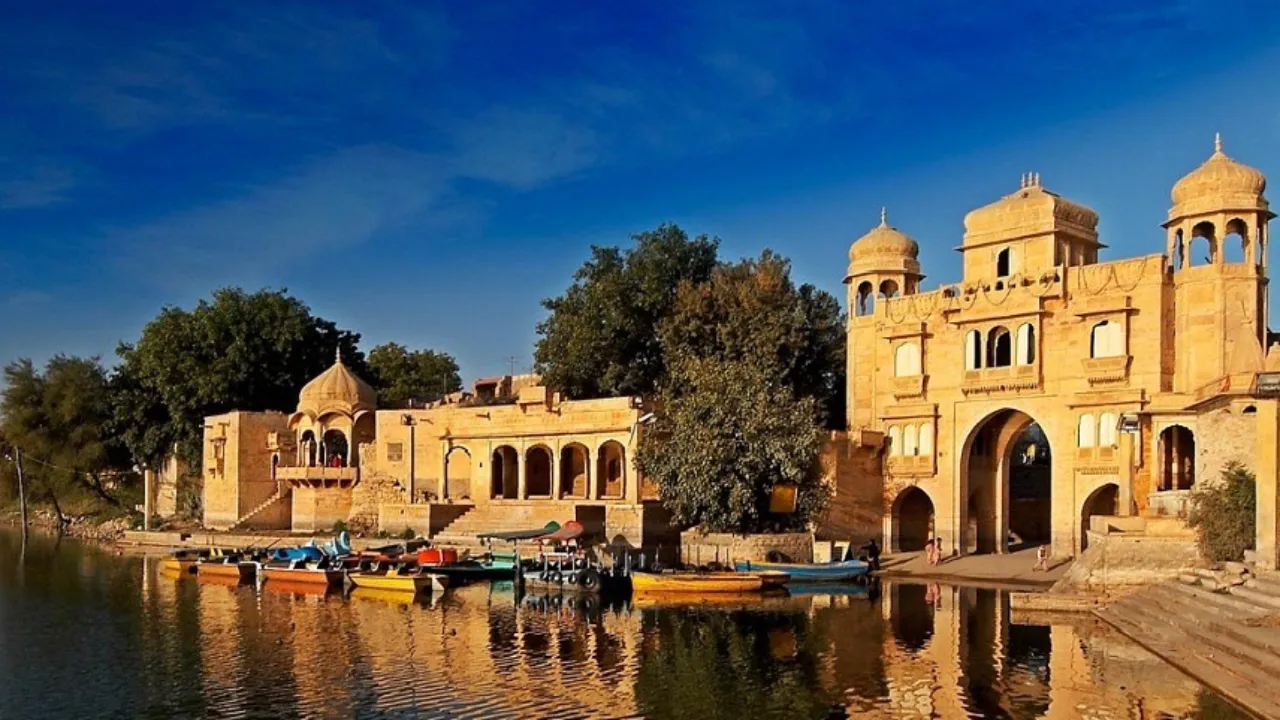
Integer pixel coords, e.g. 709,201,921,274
1188,462,1256,562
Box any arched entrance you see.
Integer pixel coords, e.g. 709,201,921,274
491,446,518,499
560,443,589,498
891,486,934,552
962,409,1052,555
322,429,349,467
597,441,626,498
1158,425,1196,490
525,446,552,497
445,447,471,500
1080,483,1119,551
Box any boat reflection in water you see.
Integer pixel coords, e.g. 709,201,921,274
0,530,1250,720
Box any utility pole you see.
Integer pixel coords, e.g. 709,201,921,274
14,448,28,540
506,356,519,377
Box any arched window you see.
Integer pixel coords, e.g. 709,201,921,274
919,422,934,456
888,427,901,456
1224,218,1249,264
1172,229,1185,270
1090,320,1123,358
965,330,983,370
903,425,919,456
987,326,1012,368
894,342,921,377
855,282,874,317
880,279,900,299
1098,412,1117,447
1015,323,1036,365
996,247,1011,277
1191,221,1217,265
1077,414,1096,448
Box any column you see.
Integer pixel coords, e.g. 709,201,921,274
1118,429,1134,516
551,442,562,500
143,468,154,531
439,444,449,501
517,450,527,499
586,448,596,501
1256,400,1280,569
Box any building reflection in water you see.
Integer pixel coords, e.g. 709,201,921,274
0,531,1246,720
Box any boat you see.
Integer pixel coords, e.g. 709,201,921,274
194,558,258,583
731,559,870,582
158,547,214,575
631,571,769,594
346,563,449,594
261,559,346,588
755,570,793,589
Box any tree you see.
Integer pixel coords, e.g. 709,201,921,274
114,287,365,472
660,250,846,428
1188,462,1256,562
636,358,830,533
1,356,134,520
535,224,720,399
366,342,462,408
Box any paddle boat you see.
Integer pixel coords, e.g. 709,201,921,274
346,561,449,594
520,521,623,594
731,558,870,583
476,522,561,575
261,546,346,588
158,547,215,575
194,548,259,584
631,571,780,594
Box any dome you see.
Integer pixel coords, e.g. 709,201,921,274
963,173,1098,245
849,208,920,265
1169,134,1267,216
296,349,377,418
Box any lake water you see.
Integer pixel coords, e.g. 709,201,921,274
0,529,1249,719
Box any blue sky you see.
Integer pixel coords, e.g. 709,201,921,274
2,1,1279,381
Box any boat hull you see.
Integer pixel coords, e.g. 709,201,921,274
347,572,447,594
631,572,765,594
262,567,345,588
196,562,257,582
159,558,197,575
732,560,869,582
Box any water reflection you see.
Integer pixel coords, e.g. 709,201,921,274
0,530,1248,720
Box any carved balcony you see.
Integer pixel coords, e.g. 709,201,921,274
886,454,936,478
277,466,359,487
1082,356,1131,386
960,365,1040,396
891,374,927,400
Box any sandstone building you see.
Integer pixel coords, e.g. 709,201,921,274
827,135,1280,564
202,351,674,552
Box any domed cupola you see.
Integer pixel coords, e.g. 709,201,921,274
296,349,377,419
1170,134,1268,221
845,208,922,281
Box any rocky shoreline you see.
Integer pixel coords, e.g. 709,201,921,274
1,509,134,543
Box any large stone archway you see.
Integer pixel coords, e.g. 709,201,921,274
960,409,1052,555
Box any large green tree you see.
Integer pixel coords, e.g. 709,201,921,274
636,358,830,533
114,287,365,471
534,224,720,399
366,342,462,408
1,356,134,519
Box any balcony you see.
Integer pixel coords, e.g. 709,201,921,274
891,374,926,400
277,466,358,487
1148,489,1191,518
960,365,1040,396
1075,446,1118,473
1082,355,1131,386
886,454,935,478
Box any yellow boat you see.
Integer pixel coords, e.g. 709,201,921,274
346,566,448,594
159,558,197,575
630,571,768,594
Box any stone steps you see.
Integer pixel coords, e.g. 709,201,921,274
1132,586,1280,672
231,488,292,531
1097,590,1280,718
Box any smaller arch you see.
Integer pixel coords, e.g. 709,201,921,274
894,342,921,377
880,279,900,299
996,247,1011,277
1015,323,1036,365
1080,482,1120,551
1158,425,1196,491
965,330,983,370
299,430,318,467
445,446,472,500
887,426,902,456
1077,414,1096,448
1098,411,1117,447
597,440,626,499
891,486,935,552
525,445,553,498
322,429,349,467
559,443,590,498
1172,229,1185,270
986,326,1012,368
918,422,934,457
903,425,919,456
1190,221,1217,265
271,453,279,480
855,282,874,316
491,446,519,499
1224,217,1249,265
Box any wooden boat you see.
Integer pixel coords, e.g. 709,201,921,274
158,547,214,575
756,571,792,589
194,560,258,583
631,571,769,594
346,564,449,594
261,561,345,588
732,559,869,583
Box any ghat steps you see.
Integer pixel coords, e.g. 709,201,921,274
432,502,572,555
1095,570,1280,718
230,487,292,531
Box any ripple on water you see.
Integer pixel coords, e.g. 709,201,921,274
0,533,1256,720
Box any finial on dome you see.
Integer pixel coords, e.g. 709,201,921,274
1033,172,1041,187
879,206,887,227
335,346,343,364
1214,132,1223,154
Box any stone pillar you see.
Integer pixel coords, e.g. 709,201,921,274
1256,399,1280,569
143,468,154,531
551,443,561,500
517,451,527,499
439,444,449,501
586,448,596,500
1118,430,1134,516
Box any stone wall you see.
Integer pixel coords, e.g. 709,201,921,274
1054,520,1202,591
817,431,885,544
1196,401,1258,485
291,486,352,533
378,503,431,536
678,531,813,566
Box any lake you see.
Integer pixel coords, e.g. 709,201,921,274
0,528,1248,719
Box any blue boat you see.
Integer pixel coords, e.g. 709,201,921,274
732,559,869,582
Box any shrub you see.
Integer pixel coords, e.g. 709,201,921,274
1188,462,1256,562
332,519,348,533
401,527,416,540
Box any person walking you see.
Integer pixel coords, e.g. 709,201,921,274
925,537,938,566
1034,544,1049,572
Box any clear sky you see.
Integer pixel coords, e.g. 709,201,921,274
2,1,1278,381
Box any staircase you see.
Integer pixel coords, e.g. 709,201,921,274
432,502,571,556
1095,566,1280,718
231,487,292,530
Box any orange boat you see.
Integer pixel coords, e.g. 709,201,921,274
195,559,258,583
261,563,345,588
